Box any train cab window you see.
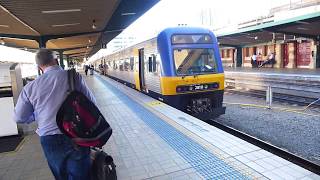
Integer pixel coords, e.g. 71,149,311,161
129,57,134,71
174,48,217,75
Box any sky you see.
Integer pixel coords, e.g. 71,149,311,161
90,0,292,60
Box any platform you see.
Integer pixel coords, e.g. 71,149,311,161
1,72,319,180
88,73,319,179
224,67,320,100
224,67,320,78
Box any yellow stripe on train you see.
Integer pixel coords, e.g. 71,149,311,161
160,74,225,95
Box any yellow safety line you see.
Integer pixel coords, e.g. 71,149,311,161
224,102,320,117
145,101,164,107
0,136,26,155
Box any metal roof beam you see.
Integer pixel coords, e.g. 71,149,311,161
0,33,38,40
66,51,88,56
42,31,101,41
218,43,242,48
264,28,317,39
52,45,94,52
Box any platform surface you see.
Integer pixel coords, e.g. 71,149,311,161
88,73,319,180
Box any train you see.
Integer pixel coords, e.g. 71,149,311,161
92,27,226,119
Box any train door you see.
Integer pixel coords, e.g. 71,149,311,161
138,48,146,91
282,44,289,68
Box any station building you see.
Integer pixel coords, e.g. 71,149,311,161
218,0,320,69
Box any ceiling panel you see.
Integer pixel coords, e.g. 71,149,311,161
47,33,100,50
0,0,119,35
0,0,160,59
0,5,39,35
1,38,39,48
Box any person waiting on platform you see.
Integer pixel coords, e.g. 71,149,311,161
251,53,258,68
259,52,276,68
14,49,96,180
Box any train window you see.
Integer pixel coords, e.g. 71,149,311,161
172,34,213,44
119,60,124,71
152,55,157,72
124,59,129,71
113,61,116,69
130,57,134,71
174,48,217,75
148,56,153,72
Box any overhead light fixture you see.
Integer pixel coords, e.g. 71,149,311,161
254,36,258,40
121,12,136,16
297,27,309,30
52,23,80,27
42,9,81,14
92,20,97,29
0,25,9,28
88,39,91,43
0,38,5,45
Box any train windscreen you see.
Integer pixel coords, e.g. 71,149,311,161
174,48,217,75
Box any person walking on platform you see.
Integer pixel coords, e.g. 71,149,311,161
251,53,258,68
14,49,96,180
84,64,89,76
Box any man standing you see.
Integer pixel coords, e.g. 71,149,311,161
251,53,257,68
14,49,96,180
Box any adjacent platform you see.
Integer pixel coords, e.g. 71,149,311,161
224,67,320,99
224,67,320,78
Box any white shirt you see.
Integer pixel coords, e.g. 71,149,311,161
252,55,257,61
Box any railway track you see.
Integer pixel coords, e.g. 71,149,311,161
225,88,320,108
205,119,320,175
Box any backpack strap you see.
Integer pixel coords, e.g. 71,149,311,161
67,69,76,93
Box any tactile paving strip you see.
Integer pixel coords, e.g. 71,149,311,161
96,76,250,179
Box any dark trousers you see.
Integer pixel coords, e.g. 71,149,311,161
40,134,91,180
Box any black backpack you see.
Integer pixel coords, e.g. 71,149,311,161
56,69,112,147
91,148,117,180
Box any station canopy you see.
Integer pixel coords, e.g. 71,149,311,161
0,0,159,59
217,12,320,47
